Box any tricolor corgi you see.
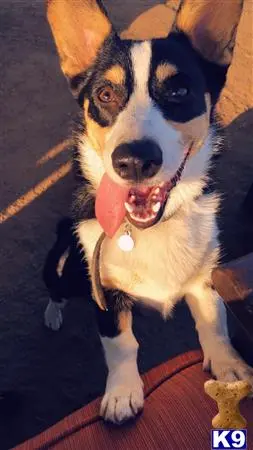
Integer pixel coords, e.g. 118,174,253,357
44,0,252,424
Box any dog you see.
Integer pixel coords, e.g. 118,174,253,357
44,0,253,424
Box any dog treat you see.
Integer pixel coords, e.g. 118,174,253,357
204,379,251,429
95,174,129,237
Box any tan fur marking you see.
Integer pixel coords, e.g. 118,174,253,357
102,271,143,292
83,100,110,154
118,310,132,332
156,64,177,83
104,65,125,85
169,93,211,155
47,0,112,77
101,278,117,290
177,0,243,65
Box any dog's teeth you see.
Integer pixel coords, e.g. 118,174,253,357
135,215,155,223
154,188,160,194
152,202,161,213
131,212,157,223
129,195,136,204
125,202,134,213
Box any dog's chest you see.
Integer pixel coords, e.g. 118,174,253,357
102,218,210,305
78,201,217,307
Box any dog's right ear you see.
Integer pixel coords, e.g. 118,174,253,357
47,0,113,78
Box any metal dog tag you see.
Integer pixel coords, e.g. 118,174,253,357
117,231,134,252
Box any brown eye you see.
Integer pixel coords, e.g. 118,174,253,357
98,87,115,103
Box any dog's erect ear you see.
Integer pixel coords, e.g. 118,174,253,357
47,0,113,78
176,0,243,65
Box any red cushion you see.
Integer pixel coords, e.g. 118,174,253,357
15,350,253,449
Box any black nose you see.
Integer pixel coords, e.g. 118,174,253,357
112,139,163,182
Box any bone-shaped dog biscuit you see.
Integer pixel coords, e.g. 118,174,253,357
204,379,251,429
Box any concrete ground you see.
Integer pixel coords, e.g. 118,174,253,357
0,1,252,448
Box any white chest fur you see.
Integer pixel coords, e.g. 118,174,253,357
77,195,219,309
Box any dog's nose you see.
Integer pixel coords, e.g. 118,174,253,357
112,139,162,182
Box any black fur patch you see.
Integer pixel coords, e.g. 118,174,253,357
70,35,134,126
85,40,133,127
149,33,221,123
95,290,133,338
42,217,90,301
71,183,95,223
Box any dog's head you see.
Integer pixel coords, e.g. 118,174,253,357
47,0,242,230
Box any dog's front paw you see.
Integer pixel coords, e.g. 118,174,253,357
100,376,144,424
204,343,253,388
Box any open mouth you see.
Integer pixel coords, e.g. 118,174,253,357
95,147,192,238
124,148,191,229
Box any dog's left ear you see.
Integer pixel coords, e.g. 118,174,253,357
47,0,113,78
176,0,243,66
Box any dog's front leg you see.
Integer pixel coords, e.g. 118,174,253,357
95,291,143,424
185,280,253,387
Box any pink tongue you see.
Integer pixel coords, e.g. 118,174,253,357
95,174,129,237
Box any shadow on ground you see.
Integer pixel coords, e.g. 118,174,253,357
215,108,253,260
